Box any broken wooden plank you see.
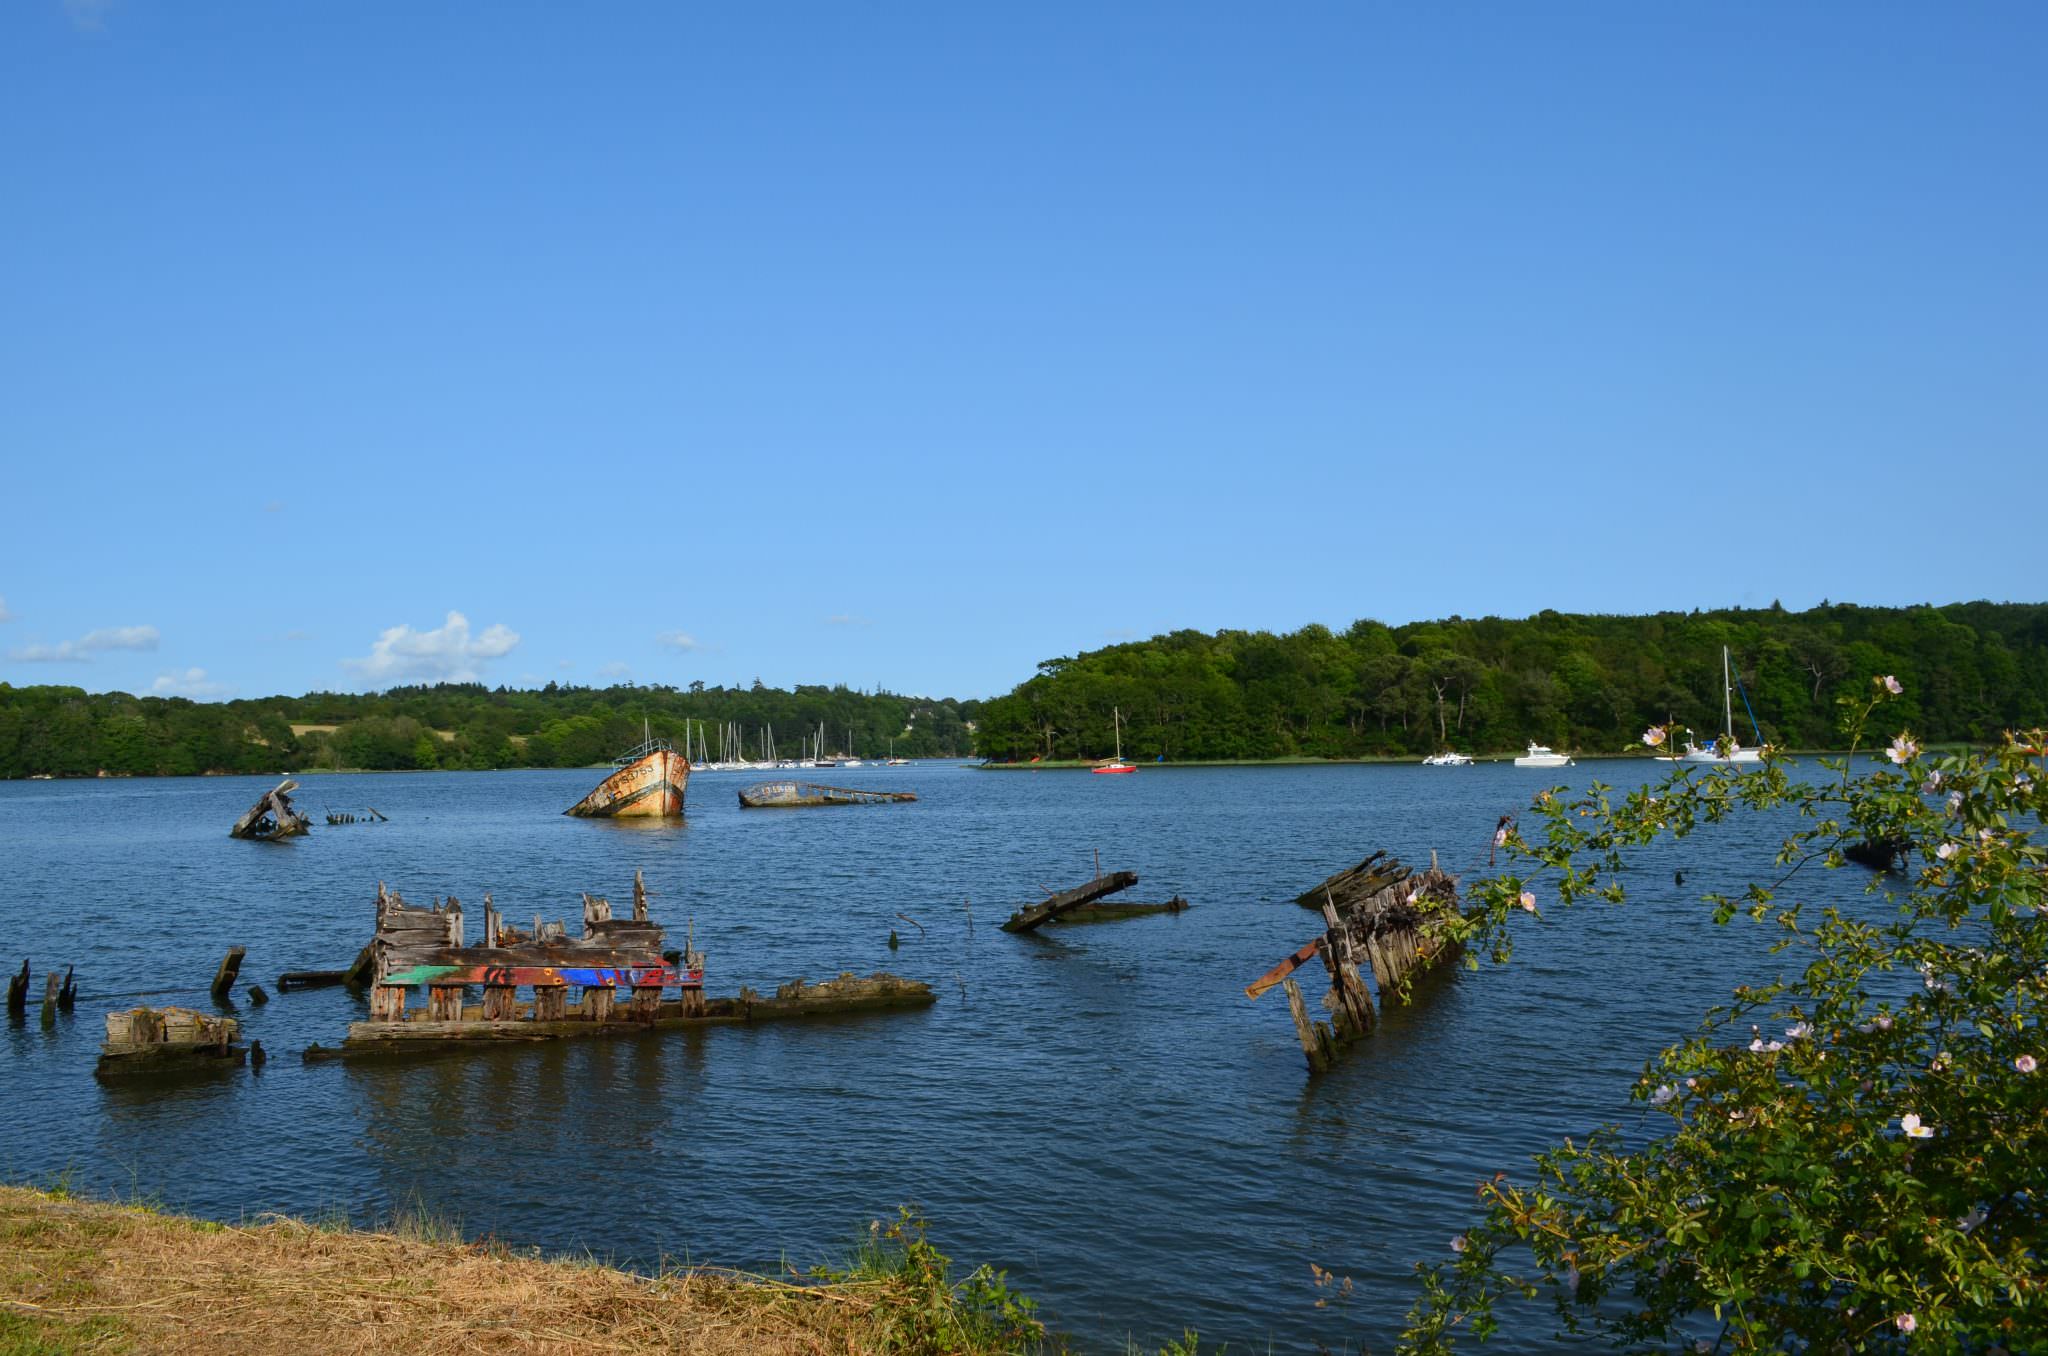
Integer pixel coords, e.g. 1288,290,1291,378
7,959,28,1017
211,947,246,1001
1001,870,1140,933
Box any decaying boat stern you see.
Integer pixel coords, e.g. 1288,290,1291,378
564,737,688,818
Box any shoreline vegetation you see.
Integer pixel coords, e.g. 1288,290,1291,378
0,1185,1064,1356
4,602,2044,780
974,601,2048,764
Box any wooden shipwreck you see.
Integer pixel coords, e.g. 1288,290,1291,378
566,730,688,819
737,781,918,809
1246,852,1464,1073
315,868,934,1060
97,1007,245,1079
229,779,310,841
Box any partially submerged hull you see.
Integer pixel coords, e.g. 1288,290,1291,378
565,743,688,818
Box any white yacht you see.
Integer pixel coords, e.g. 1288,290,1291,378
1513,742,1573,768
1422,751,1474,766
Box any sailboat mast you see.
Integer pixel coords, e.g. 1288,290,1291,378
1723,646,1734,741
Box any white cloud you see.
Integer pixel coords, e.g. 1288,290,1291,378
656,631,704,652
341,611,520,685
152,667,234,700
0,595,13,622
824,614,872,627
597,661,632,679
8,624,160,662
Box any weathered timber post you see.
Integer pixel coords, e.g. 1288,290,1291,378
630,984,661,1023
482,893,498,949
583,986,614,1023
532,982,567,1022
633,868,648,922
7,959,29,1017
41,971,60,1027
247,985,268,1005
58,966,75,1011
211,947,246,1001
1282,976,1328,1074
1319,893,1375,1037
445,898,462,946
482,985,517,1021
427,985,464,1022
369,985,407,1022
583,893,611,927
344,942,377,990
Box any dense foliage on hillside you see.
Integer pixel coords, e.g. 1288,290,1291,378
0,681,981,778
972,603,2048,761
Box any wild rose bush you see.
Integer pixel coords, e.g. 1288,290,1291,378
1402,679,2046,1352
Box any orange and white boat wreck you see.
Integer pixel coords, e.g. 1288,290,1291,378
565,726,688,818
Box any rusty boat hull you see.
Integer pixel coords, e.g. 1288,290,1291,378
564,743,688,819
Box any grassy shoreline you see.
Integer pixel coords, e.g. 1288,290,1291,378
0,1186,1054,1355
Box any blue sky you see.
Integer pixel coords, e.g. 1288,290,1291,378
3,3,2043,702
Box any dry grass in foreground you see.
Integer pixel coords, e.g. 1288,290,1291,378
0,1186,1044,1356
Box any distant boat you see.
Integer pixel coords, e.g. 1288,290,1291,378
1422,751,1473,766
1092,706,1136,774
564,722,687,818
1513,742,1573,768
1682,646,1766,764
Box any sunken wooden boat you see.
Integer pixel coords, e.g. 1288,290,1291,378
229,778,310,840
565,733,688,818
96,1007,246,1079
737,781,918,809
309,872,934,1061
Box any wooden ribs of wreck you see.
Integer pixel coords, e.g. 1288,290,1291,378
1000,869,1142,933
736,781,918,809
1248,854,1464,1074
229,779,311,841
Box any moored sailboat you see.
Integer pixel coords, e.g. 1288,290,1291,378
1682,646,1765,764
1092,706,1136,774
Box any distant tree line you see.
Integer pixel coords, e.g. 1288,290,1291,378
0,680,983,778
971,602,2048,762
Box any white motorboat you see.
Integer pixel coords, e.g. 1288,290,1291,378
1513,742,1573,768
1422,751,1473,766
1682,646,1767,763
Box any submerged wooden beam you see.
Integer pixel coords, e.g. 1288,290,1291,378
309,972,936,1062
1044,895,1190,924
1001,870,1141,933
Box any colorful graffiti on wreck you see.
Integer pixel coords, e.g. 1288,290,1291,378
381,962,701,990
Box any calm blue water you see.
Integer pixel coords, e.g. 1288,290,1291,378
0,760,1859,1350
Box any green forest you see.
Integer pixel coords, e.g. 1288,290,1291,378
971,602,2048,762
0,681,982,779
